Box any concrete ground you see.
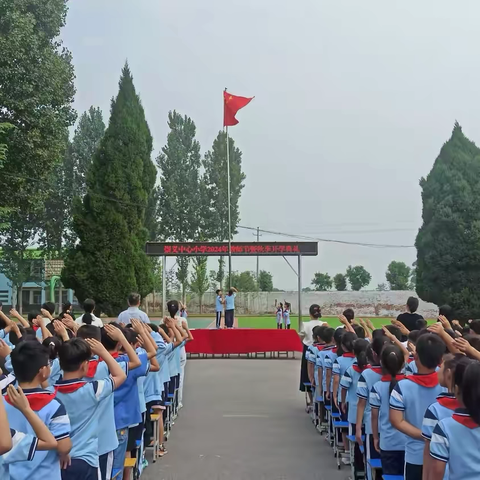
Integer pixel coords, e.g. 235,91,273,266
143,359,348,480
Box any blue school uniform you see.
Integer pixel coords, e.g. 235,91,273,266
405,359,418,375
283,309,290,326
135,348,149,416
48,358,62,388
6,389,71,480
333,354,356,402
84,359,128,456
0,429,38,480
340,364,363,424
276,308,282,324
430,408,480,480
317,346,336,393
225,294,236,310
357,367,383,434
0,372,16,395
422,392,459,441
216,296,223,312
144,332,166,404
390,374,445,466
370,379,407,452
56,377,115,468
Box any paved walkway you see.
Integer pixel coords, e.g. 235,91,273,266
143,359,346,480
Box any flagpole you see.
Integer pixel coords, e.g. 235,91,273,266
226,124,232,289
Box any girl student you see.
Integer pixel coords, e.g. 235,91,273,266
422,355,469,480
283,302,291,330
275,302,284,330
355,336,389,480
428,359,480,480
340,338,369,469
369,343,407,476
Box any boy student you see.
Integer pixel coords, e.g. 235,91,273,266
55,337,127,480
77,324,138,480
1,384,58,479
5,341,72,480
389,332,446,480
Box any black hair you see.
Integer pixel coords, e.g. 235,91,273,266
124,329,138,346
149,323,159,333
77,325,102,341
58,338,92,372
228,288,235,295
384,325,403,341
284,302,291,310
461,361,480,425
27,311,40,326
0,317,6,330
465,335,480,353
62,302,72,312
408,330,421,344
83,298,95,314
439,305,453,322
334,328,345,355
469,320,480,335
11,341,49,383
128,293,141,306
372,329,385,340
321,327,335,344
415,318,427,330
368,336,388,364
343,308,355,322
41,302,55,316
353,325,365,339
381,343,405,393
416,333,446,370
42,336,62,360
312,325,326,342
167,300,179,318
101,323,124,351
9,325,36,346
309,304,322,319
443,354,467,391
407,296,419,313
341,332,357,354
354,339,369,370
216,289,221,295
82,312,94,325
159,323,169,336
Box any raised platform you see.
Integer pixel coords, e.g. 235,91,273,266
186,328,303,356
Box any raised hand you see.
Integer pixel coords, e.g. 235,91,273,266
0,339,11,359
438,315,451,330
104,324,125,342
7,385,31,412
53,320,69,341
454,337,474,356
40,308,53,320
428,323,444,335
85,338,107,357
131,318,143,334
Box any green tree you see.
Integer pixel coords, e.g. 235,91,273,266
190,257,209,312
333,273,347,291
376,283,388,291
410,261,417,290
157,111,202,241
416,123,480,319
386,261,411,290
62,64,156,315
176,257,190,303
346,265,371,291
258,270,274,291
202,131,246,240
230,271,257,292
70,107,105,196
0,0,76,211
216,258,225,291
0,123,13,164
311,272,332,291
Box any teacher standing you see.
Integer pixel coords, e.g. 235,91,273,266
299,304,323,407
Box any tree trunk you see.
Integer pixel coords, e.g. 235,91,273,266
199,294,203,314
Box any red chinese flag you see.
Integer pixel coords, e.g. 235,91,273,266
223,90,253,127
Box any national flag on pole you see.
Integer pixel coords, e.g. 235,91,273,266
223,90,253,127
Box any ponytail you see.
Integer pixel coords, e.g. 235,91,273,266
341,332,357,354
42,336,62,360
354,339,369,370
167,299,179,318
381,344,405,394
369,336,388,364
83,312,93,325
457,360,480,424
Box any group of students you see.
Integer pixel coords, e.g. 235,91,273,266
0,295,193,480
214,287,238,329
275,301,291,329
301,300,480,480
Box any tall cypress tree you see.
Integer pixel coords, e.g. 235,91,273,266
416,122,480,319
62,64,156,315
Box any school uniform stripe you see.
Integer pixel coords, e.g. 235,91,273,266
27,437,38,461
51,403,67,419
430,451,449,462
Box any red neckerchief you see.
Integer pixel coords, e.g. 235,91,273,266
407,372,439,388
437,393,460,411
408,356,415,364
315,344,325,351
5,390,56,411
452,409,480,429
332,347,338,354
55,380,87,394
86,359,99,378
370,366,383,375
381,374,406,382
32,325,39,332
343,353,355,358
353,364,370,373
100,351,120,362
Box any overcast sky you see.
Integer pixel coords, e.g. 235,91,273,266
61,1,480,291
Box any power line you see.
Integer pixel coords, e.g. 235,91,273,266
238,225,415,249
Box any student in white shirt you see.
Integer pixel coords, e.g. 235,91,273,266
299,304,325,404
75,299,103,328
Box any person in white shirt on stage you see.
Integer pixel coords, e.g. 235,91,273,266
116,293,150,324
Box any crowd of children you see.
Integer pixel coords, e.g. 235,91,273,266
304,301,480,480
0,296,193,480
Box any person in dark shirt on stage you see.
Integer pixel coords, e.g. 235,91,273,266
397,297,424,333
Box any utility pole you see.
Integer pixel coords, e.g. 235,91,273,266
254,227,262,289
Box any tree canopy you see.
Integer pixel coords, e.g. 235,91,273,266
311,272,332,291
333,273,347,291
62,64,155,315
258,270,274,291
386,261,411,290
346,265,371,291
416,123,480,319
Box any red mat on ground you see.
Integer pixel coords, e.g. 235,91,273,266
186,328,303,355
